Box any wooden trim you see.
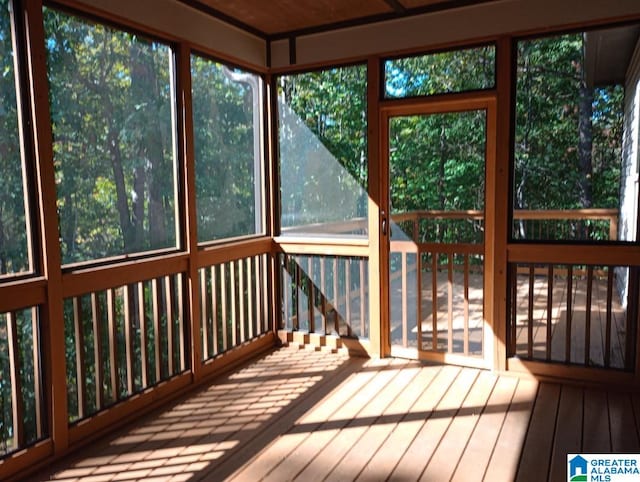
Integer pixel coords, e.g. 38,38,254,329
24,0,68,454
390,346,490,369
198,237,274,268
48,1,268,73
68,373,192,445
0,439,53,482
199,332,276,379
177,42,202,381
380,90,496,115
507,244,640,266
275,241,369,258
506,357,639,388
62,254,189,298
0,278,46,313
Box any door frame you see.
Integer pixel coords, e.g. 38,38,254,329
377,92,498,369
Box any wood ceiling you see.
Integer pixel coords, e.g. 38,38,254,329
178,0,501,39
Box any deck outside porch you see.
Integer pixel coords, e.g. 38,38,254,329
30,345,640,482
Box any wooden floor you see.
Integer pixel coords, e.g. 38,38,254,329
29,345,640,482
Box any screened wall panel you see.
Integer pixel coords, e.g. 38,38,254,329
278,65,368,237
0,0,32,278
191,53,264,243
44,8,179,265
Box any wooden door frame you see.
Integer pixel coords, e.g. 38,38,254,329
377,92,499,369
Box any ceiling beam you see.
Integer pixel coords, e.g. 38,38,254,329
177,0,268,39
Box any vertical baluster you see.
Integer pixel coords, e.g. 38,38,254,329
231,261,237,346
527,264,534,358
263,254,269,333
463,253,469,356
546,265,553,361
605,268,613,368
210,266,218,355
31,307,42,438
417,252,423,351
239,259,246,343
106,289,119,400
360,258,366,338
333,257,339,334
220,263,228,351
307,256,315,334
137,283,149,388
200,268,209,361
345,258,352,337
585,266,593,366
72,297,86,418
246,257,254,340
91,293,104,411
401,252,408,347
123,285,135,393
320,257,327,334
164,276,175,375
509,264,517,354
7,312,24,449
152,278,163,382
432,253,438,351
254,255,261,334
448,254,454,353
177,274,186,371
282,255,290,331
566,265,574,363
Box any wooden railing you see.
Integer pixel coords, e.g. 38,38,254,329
508,263,634,371
64,272,188,422
281,208,619,242
199,254,269,362
280,254,369,339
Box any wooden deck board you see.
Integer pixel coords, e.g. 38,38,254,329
29,347,637,482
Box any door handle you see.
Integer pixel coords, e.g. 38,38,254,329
381,211,387,236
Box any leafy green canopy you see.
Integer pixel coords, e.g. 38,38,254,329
191,54,261,242
385,45,495,98
278,65,368,234
44,8,177,264
514,33,623,240
0,0,30,276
